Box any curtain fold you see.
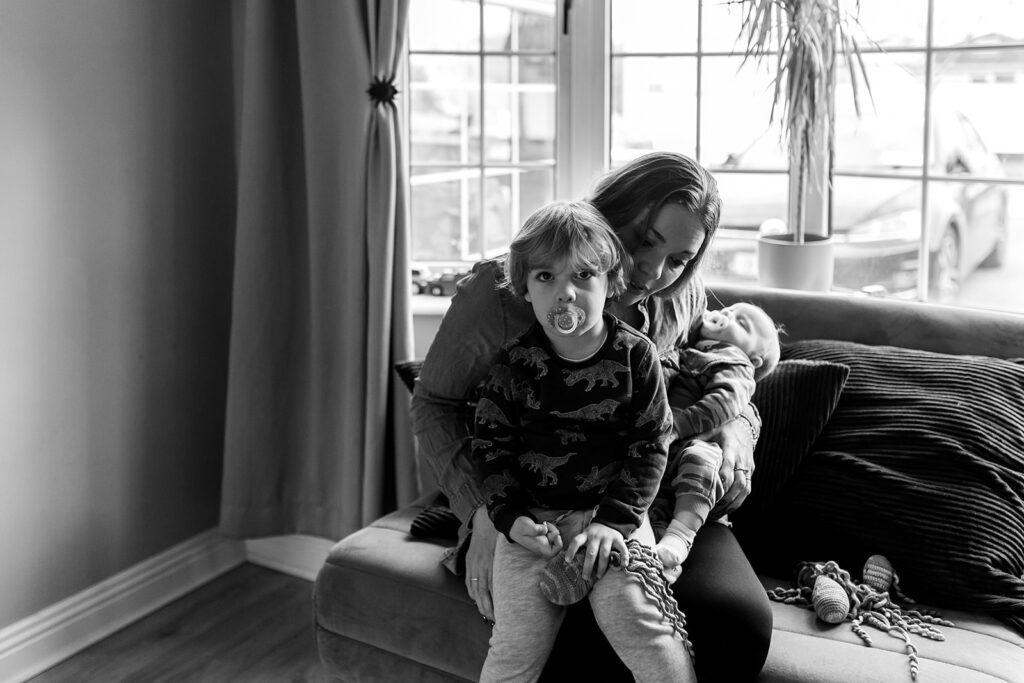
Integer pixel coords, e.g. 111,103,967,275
220,0,414,541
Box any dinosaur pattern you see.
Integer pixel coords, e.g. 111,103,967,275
519,451,573,486
471,316,673,538
561,360,630,391
550,398,619,421
508,345,550,378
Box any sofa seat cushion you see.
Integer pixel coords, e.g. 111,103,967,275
314,495,490,682
758,577,1024,683
313,496,1024,683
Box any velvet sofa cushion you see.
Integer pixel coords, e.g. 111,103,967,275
764,339,1024,635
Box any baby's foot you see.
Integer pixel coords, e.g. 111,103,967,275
539,550,595,605
656,539,689,584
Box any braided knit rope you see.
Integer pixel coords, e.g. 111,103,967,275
766,560,954,681
618,539,695,659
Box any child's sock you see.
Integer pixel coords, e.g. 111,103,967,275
655,520,697,568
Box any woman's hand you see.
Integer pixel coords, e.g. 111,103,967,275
466,506,499,622
565,522,628,580
709,416,755,513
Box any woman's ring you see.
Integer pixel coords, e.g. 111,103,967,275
470,577,479,582
734,467,750,474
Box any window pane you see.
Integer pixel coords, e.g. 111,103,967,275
932,0,1024,46
926,179,1009,304
411,167,481,261
834,53,926,175
409,0,479,51
701,0,760,54
480,168,555,257
484,56,556,163
954,184,1022,313
831,176,923,296
410,55,481,164
612,0,698,54
703,171,789,284
700,55,783,169
483,0,556,52
933,47,1024,181
849,0,928,48
611,56,697,167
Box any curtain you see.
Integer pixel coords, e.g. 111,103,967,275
220,0,415,541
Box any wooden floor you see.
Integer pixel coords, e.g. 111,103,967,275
28,563,336,683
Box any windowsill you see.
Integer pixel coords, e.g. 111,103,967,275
411,294,452,317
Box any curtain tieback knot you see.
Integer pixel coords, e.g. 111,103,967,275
367,76,398,106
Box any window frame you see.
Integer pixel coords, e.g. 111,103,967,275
405,0,1024,311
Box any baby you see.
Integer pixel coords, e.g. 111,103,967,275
653,302,780,570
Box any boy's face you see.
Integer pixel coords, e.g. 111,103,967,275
524,257,609,345
700,303,774,365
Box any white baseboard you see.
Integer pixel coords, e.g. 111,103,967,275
0,530,246,683
0,531,335,683
243,534,336,582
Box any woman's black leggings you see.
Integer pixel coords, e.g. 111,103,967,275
540,522,772,682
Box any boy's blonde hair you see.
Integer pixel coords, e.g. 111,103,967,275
504,200,626,299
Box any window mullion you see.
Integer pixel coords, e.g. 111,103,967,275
560,0,608,200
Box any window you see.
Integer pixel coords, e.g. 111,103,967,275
406,0,1024,315
406,0,559,271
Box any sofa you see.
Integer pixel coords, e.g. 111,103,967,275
314,283,1024,682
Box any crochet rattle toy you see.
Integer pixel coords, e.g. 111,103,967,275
539,539,695,658
768,556,953,680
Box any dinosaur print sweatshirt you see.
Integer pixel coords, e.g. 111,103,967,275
472,314,673,540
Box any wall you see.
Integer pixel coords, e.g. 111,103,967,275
0,0,235,627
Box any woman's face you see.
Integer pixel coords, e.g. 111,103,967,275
616,202,706,306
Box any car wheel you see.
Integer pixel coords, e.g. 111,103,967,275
929,225,961,304
429,284,444,296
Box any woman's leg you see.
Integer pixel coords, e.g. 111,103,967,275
481,537,565,683
673,521,773,682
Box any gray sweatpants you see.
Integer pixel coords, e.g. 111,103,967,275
480,509,697,683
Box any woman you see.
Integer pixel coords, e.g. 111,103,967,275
410,152,772,681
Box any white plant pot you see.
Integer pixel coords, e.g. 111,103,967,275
757,233,834,292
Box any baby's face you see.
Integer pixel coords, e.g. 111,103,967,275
700,303,774,359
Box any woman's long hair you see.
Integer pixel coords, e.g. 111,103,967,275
588,152,721,298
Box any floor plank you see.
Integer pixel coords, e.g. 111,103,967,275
27,563,336,683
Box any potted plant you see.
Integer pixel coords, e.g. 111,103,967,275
737,0,871,291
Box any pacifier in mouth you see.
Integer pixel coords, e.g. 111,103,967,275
547,305,585,335
701,309,729,331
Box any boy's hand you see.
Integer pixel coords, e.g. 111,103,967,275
565,522,627,580
509,517,563,558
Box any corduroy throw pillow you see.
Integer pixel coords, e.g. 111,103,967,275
730,359,851,568
770,340,1024,636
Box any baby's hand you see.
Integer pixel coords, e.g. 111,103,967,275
510,517,563,558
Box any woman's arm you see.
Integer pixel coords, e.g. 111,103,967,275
411,260,532,621
708,402,760,513
410,259,521,524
